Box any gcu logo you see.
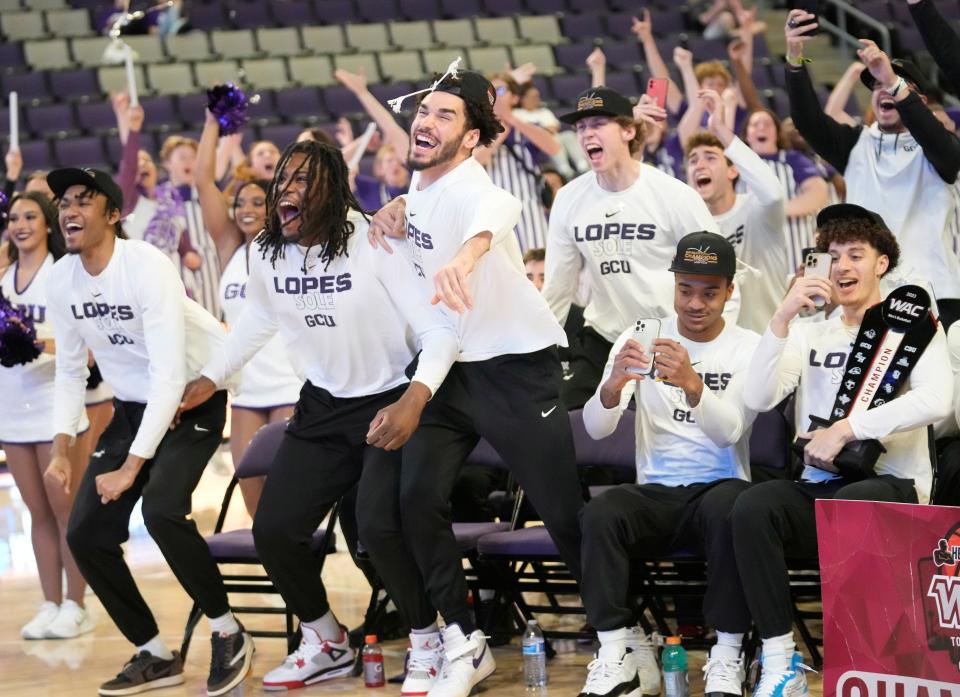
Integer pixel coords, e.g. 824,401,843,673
888,299,924,318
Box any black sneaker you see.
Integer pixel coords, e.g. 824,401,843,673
98,651,185,696
207,625,254,696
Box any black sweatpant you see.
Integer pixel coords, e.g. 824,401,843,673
362,348,585,632
731,476,917,638
66,392,229,646
251,381,432,624
560,326,614,410
934,438,960,506
580,479,752,633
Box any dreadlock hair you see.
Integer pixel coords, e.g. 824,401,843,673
7,192,67,262
257,140,366,271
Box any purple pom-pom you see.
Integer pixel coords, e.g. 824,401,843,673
0,289,43,367
0,191,9,228
207,83,250,136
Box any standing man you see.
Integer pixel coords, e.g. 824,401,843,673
365,70,584,697
542,86,719,409
42,169,252,697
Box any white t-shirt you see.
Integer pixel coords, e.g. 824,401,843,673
743,317,954,503
713,138,788,334
583,315,759,486
543,163,722,343
401,157,567,362
203,217,458,399
48,239,225,459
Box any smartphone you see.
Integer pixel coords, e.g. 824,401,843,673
628,318,661,375
800,252,832,317
645,78,668,111
793,0,819,37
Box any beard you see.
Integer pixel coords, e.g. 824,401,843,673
407,134,462,172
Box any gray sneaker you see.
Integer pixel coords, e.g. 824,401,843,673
98,651,185,696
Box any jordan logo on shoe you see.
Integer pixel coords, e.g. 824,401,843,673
541,406,557,418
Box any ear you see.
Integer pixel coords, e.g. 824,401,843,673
462,127,481,151
621,122,637,144
725,280,735,300
920,94,929,106
876,253,889,277
106,206,122,227
728,163,739,183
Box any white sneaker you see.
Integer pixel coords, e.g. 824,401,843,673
45,599,95,639
704,647,745,697
21,602,60,640
752,652,812,697
402,632,444,696
427,623,496,697
578,643,641,697
626,628,661,695
262,625,354,691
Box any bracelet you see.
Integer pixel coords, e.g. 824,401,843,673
786,55,812,68
885,76,907,97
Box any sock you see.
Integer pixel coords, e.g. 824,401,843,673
761,632,796,673
137,635,174,660
712,632,744,660
597,627,629,657
410,623,440,650
208,611,240,636
301,610,342,644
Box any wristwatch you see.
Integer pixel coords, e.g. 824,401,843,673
885,76,907,97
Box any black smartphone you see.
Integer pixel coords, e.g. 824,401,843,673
793,0,820,37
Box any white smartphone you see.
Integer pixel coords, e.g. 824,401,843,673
800,252,832,317
628,318,661,375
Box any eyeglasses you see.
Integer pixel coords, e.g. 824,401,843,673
495,86,507,96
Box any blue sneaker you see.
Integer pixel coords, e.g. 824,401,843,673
752,652,812,697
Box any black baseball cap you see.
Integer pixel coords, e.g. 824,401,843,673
434,69,497,110
860,59,933,96
669,231,737,278
559,86,634,124
816,203,890,231
47,168,124,212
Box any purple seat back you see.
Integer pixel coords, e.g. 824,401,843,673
49,69,99,101
601,40,642,70
605,70,640,98
551,73,589,104
227,2,274,30
18,139,54,170
27,104,77,136
483,0,523,15
684,37,729,62
748,409,790,472
76,101,118,133
399,0,440,20
322,84,363,116
187,3,226,31
258,123,304,149
0,42,25,70
440,0,481,18
569,408,635,479
554,42,591,73
526,0,566,12
358,0,399,22
3,72,50,104
314,0,358,24
140,95,181,131
560,13,603,42
235,421,287,479
272,0,316,26
54,136,106,168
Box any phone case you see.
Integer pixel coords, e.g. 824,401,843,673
629,318,661,376
800,252,832,317
646,78,668,110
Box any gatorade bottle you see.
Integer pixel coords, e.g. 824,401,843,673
362,634,385,688
662,636,689,697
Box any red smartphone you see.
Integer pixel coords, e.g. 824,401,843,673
646,77,668,110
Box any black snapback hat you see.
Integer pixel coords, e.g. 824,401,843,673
434,70,497,110
47,167,124,212
669,231,737,278
559,86,634,124
816,203,890,231
859,59,933,96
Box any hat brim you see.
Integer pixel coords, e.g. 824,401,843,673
559,107,622,124
816,202,887,230
859,63,929,95
667,263,735,277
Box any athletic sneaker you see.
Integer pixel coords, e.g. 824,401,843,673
45,599,95,639
703,648,745,697
427,623,496,697
626,628,661,696
262,625,354,690
207,625,254,696
98,651,185,696
578,644,640,697
21,601,60,640
752,652,812,697
402,633,444,696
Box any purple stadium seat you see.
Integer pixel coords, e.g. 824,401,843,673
26,104,77,136
48,69,100,101
439,0,482,19
651,10,687,35
258,123,305,148
751,63,776,89
560,14,603,42
531,74,553,102
227,2,275,30
0,42,25,71
453,521,511,551
275,86,326,120
605,70,640,98
526,0,566,13
749,411,791,473
897,27,928,54
358,0,399,23
3,71,50,104
18,140,53,170
54,135,106,168
104,135,122,167
186,3,226,31
399,0,440,21
322,84,364,116
313,0,358,25
272,0,316,26
602,40,643,70
765,88,789,119
554,42,591,72
76,101,118,133
888,3,913,25
684,37,730,62
139,95,180,131
476,525,557,557
369,80,414,103
246,89,277,124
177,93,210,126
206,527,334,558
604,12,640,40
551,73,589,103
482,0,524,16
568,0,610,13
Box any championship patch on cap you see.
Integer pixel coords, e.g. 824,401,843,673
683,246,719,266
559,86,634,124
669,231,737,277
577,93,605,111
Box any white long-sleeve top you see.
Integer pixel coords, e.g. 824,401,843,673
583,315,760,486
48,239,225,459
202,217,458,398
743,318,954,502
713,138,788,334
543,163,722,343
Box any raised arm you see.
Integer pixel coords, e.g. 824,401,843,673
335,68,411,162
197,110,243,268
587,47,606,89
824,61,866,127
116,96,144,216
633,9,684,113
675,47,705,147
727,38,764,114
907,0,960,96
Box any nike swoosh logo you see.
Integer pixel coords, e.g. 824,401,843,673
92,293,103,298
472,644,486,669
408,212,417,216
194,424,209,432
541,406,557,418
93,450,105,457
605,211,618,218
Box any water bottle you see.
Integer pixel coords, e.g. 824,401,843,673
362,634,385,688
662,636,689,697
522,619,547,688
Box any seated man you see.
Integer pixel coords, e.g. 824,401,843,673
736,203,953,696
578,232,760,697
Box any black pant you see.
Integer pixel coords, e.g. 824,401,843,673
580,479,752,633
67,392,228,646
934,438,960,506
937,298,960,330
362,348,585,632
252,381,423,624
560,326,614,410
731,476,917,638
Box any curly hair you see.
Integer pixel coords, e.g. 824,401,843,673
419,74,505,148
815,218,900,275
256,140,366,271
7,192,67,262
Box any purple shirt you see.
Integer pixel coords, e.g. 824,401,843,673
354,175,406,212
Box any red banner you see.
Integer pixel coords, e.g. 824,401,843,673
816,499,960,697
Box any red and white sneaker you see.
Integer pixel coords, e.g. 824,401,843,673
401,632,444,696
262,625,354,691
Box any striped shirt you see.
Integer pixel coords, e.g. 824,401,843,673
486,129,550,253
180,190,222,320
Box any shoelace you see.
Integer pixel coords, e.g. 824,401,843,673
209,633,236,675
406,647,442,676
702,656,743,685
584,656,621,687
753,660,815,696
119,652,155,679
